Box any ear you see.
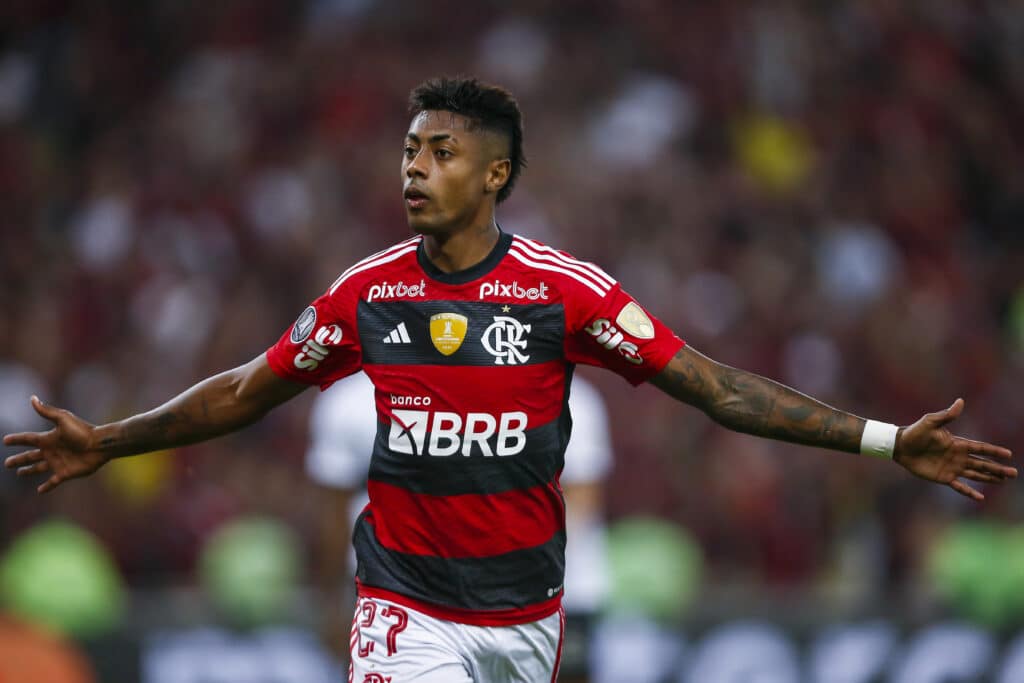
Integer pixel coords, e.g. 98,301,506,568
485,159,511,196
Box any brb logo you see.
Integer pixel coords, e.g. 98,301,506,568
388,410,528,457
366,280,426,302
478,280,549,301
586,319,643,365
482,316,531,365
293,324,344,371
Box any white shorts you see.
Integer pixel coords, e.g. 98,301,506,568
348,596,565,683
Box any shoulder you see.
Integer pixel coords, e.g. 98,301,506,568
505,235,618,299
326,236,423,298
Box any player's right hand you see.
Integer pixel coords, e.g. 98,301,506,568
3,396,110,494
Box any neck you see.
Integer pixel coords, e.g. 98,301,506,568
421,219,501,273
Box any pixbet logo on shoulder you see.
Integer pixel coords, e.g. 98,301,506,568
478,280,549,301
366,280,426,302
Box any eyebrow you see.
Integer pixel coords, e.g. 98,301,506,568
406,133,457,144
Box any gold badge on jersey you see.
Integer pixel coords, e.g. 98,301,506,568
615,302,655,339
430,312,468,355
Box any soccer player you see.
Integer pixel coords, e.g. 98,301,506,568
4,77,1016,682
306,370,613,679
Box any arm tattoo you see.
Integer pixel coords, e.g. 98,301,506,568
653,348,863,453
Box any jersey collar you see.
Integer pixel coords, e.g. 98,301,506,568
416,229,513,285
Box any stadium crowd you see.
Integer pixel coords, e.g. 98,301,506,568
1,0,1023,656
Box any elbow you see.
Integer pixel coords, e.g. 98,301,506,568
226,364,271,423
705,394,749,431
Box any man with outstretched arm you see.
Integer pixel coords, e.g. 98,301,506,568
4,77,1015,683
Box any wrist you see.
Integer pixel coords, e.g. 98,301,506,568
89,422,126,458
892,426,906,463
860,420,899,459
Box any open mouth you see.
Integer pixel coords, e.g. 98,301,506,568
404,186,429,209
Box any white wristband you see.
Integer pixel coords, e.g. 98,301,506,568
861,420,898,459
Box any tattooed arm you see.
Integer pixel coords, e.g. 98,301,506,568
3,354,308,493
650,345,1016,500
650,345,864,452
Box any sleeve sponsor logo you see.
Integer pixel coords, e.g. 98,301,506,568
615,301,655,339
289,306,317,344
387,409,528,457
429,313,468,355
293,324,343,371
478,280,549,301
482,316,531,365
586,318,643,364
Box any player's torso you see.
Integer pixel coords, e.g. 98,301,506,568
341,235,582,619
353,238,574,495
361,270,567,440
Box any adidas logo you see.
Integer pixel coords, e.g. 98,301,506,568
383,322,411,344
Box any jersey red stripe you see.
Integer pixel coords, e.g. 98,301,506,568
551,606,566,683
366,362,569,426
356,582,562,627
367,479,564,558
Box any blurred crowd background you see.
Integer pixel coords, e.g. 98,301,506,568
2,0,1024,680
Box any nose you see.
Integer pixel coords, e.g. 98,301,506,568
405,149,428,179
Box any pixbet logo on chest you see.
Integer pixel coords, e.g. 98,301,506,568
366,280,426,302
478,280,549,301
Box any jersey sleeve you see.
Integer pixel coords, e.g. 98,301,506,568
564,283,684,386
265,282,362,390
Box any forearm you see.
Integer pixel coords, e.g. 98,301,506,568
92,356,303,458
651,347,865,453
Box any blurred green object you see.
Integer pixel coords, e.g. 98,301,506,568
199,516,301,628
605,516,703,621
927,521,1024,629
0,520,125,638
1008,284,1024,351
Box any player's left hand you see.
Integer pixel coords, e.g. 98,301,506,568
894,398,1016,500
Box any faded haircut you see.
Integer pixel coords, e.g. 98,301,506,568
409,76,526,203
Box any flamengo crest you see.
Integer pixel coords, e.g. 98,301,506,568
482,315,531,365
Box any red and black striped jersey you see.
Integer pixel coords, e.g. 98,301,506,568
266,231,685,626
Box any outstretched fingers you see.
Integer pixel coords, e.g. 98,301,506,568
2,431,46,450
17,460,51,477
38,474,64,494
959,437,1013,461
949,479,984,501
962,469,1005,484
963,454,1017,480
4,448,44,469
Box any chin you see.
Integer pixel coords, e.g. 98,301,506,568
407,213,447,236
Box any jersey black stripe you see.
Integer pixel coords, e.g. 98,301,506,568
368,415,570,496
359,301,565,366
354,516,566,610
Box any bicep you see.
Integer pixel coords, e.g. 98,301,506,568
235,353,311,413
647,344,724,409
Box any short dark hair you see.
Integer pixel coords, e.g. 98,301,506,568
409,76,526,204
